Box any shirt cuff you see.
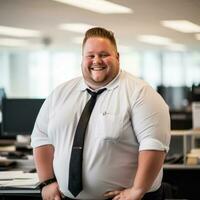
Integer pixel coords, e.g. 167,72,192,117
31,137,52,148
139,138,169,152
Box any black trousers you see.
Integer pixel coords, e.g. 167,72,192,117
63,185,163,200
142,185,163,200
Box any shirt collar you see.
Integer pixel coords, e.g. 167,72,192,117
79,70,121,92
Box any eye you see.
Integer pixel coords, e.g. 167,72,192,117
86,55,94,59
100,53,109,58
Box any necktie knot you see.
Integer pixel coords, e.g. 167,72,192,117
86,88,106,97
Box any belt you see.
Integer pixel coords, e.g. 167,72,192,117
63,185,163,200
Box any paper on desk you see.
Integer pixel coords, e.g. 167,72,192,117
0,180,11,185
3,178,39,188
0,171,38,180
0,145,16,152
15,172,38,179
0,171,39,188
0,171,23,180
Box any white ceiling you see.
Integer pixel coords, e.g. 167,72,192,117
0,0,200,51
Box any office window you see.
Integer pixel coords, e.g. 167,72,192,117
29,51,50,98
0,51,10,93
120,51,141,77
142,51,161,88
51,52,81,89
1,49,200,98
9,52,30,97
162,52,185,86
184,52,200,86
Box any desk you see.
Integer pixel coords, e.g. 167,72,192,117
0,158,35,172
163,164,200,200
171,130,200,164
0,188,40,200
0,157,41,199
10,158,35,172
164,163,200,170
0,164,197,200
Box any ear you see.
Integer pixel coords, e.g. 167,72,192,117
116,52,120,61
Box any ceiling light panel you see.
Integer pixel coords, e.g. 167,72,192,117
138,35,172,45
59,23,93,33
53,0,133,14
0,38,29,46
0,26,41,37
161,20,200,33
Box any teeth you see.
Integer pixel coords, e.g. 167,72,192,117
92,68,104,71
91,66,105,71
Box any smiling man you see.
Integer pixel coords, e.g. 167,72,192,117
31,27,170,200
81,35,119,89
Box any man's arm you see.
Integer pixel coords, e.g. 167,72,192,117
34,145,61,200
104,150,166,200
34,145,54,180
131,150,166,198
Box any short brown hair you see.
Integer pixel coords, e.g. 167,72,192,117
82,27,118,51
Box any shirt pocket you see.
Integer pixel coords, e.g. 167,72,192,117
94,112,123,141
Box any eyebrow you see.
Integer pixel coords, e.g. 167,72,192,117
85,51,109,54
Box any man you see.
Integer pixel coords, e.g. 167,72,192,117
31,27,170,200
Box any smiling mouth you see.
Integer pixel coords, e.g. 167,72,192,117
90,66,106,71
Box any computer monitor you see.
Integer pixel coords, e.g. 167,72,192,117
170,110,192,130
1,98,45,139
157,85,191,111
0,88,6,110
192,83,200,101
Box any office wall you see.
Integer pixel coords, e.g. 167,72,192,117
0,49,200,98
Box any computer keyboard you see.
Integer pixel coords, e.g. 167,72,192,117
0,151,26,159
29,168,36,173
7,151,26,159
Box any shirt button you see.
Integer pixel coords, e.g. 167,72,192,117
103,111,107,115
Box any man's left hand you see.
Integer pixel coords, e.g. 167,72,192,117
104,187,144,200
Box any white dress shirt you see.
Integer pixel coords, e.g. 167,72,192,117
31,70,170,200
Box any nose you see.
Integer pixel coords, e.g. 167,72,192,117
93,55,102,65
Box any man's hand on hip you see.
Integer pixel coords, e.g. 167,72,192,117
41,182,61,200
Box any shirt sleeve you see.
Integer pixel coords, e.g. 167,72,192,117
31,96,52,148
131,85,171,152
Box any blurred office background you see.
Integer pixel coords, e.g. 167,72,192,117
0,2,200,198
0,0,200,108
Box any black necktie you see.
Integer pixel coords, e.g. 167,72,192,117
68,88,106,197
